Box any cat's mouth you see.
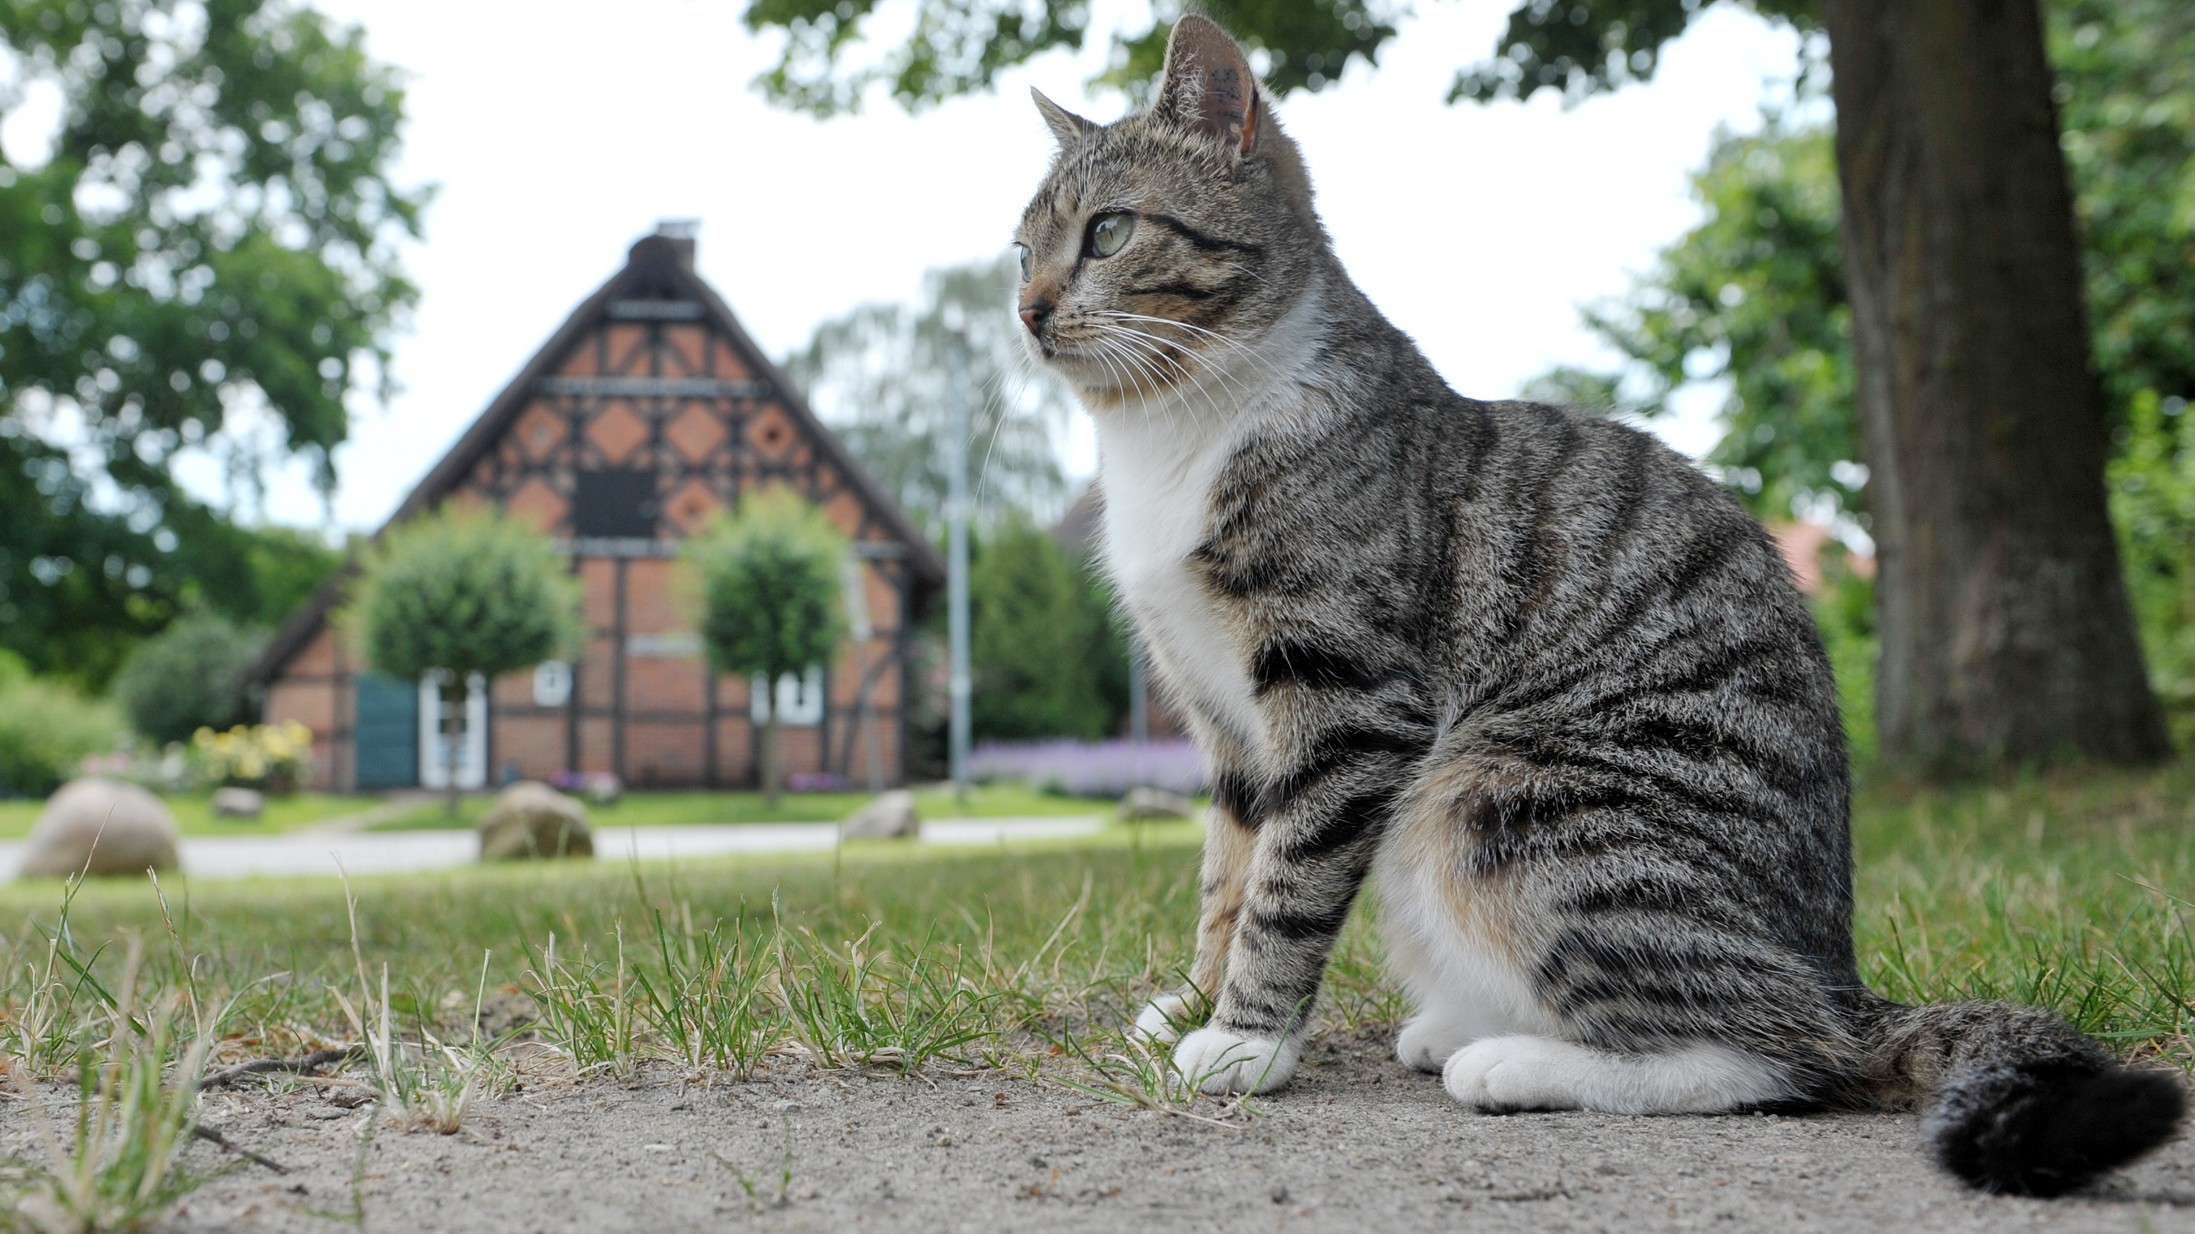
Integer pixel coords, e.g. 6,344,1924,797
1040,328,1201,406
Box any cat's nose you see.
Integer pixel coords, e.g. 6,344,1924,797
1018,297,1054,337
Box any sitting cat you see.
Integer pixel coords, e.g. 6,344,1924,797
1010,13,2183,1197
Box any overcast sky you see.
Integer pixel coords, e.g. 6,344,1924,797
181,0,1803,533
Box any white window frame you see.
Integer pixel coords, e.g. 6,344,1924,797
751,665,825,727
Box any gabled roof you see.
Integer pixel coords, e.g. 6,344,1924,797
250,226,946,685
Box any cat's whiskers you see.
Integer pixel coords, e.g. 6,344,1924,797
1088,319,1271,418
1087,324,1235,431
1094,311,1292,395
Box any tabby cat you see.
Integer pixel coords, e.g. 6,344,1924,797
1010,14,2184,1197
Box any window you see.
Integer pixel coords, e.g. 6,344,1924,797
751,665,825,726
573,468,658,538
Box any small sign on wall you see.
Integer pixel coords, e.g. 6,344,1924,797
533,661,572,707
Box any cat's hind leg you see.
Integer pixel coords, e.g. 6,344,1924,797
1442,1035,1793,1115
1375,780,1564,1075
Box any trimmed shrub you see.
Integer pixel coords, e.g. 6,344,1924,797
111,612,266,744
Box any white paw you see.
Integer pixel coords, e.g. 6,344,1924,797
1170,1027,1300,1095
1442,1035,1579,1112
1132,991,1197,1045
1395,1014,1472,1073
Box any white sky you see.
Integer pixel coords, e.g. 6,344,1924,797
182,0,1802,533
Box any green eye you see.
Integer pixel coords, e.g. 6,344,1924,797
1088,212,1134,259
1012,242,1031,282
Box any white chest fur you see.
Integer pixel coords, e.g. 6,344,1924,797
1086,283,1330,756
1097,409,1262,748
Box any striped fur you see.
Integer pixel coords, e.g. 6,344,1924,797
1014,14,2184,1196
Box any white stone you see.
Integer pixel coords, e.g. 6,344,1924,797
1118,786,1196,822
18,778,181,879
840,790,918,840
477,781,593,861
211,786,265,820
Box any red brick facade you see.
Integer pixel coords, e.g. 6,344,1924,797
252,227,942,792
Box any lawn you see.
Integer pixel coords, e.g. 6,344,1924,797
1,760,2188,1095
0,791,372,840
368,782,1119,830
0,782,1117,840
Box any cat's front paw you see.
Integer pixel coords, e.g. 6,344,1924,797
1132,990,1199,1046
1170,1027,1300,1095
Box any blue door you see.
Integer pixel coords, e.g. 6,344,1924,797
354,672,419,789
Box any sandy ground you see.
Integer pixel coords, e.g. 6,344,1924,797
22,1029,2190,1234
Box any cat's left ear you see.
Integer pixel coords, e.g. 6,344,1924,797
1031,88,1096,146
1155,14,1260,157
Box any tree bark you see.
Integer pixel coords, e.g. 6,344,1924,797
442,676,465,816
762,703,783,809
1820,0,2170,774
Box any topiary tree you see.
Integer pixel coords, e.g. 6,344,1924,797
111,612,268,746
346,510,581,813
685,491,846,807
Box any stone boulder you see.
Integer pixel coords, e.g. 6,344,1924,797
211,786,265,820
18,778,182,879
840,790,917,841
477,781,594,861
1118,786,1196,822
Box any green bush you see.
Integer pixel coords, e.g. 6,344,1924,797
2110,390,2195,725
110,612,267,745
970,518,1128,742
0,674,125,798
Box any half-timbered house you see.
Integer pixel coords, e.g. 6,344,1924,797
251,224,944,792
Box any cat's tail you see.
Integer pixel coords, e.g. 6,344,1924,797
1852,996,2184,1196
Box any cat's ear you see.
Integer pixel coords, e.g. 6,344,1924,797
1031,88,1096,146
1155,13,1260,157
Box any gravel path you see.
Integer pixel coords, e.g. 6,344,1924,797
46,1029,2187,1233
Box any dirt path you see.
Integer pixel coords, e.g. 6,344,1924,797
43,1030,2188,1233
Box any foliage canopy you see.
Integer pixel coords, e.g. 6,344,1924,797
346,509,580,685
109,609,265,744
785,255,1068,532
685,490,848,687
969,516,1126,742
1,0,423,681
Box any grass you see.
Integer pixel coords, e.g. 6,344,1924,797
0,783,1115,841
1,762,2191,1228
0,793,370,840
368,782,1117,830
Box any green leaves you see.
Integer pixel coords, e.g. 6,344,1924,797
1,0,423,680
969,516,1126,742
741,0,1398,116
346,510,581,684
684,490,848,683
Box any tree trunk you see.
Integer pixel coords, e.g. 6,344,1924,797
762,702,782,810
442,677,465,816
1820,0,2170,775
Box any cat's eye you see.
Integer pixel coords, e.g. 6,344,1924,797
1012,242,1031,282
1087,212,1134,259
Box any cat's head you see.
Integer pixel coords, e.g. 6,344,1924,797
1012,15,1325,409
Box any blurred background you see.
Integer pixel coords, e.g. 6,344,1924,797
2,0,2189,810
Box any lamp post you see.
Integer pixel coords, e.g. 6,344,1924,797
943,307,972,799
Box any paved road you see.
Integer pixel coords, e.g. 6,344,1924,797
0,817,1105,881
